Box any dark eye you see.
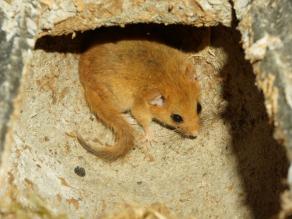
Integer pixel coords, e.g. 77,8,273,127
171,114,183,123
197,102,202,114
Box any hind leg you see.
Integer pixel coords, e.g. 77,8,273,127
78,85,135,160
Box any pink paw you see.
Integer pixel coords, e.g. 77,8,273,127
139,130,157,146
138,130,156,161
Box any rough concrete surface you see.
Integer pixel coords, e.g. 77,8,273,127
38,0,232,37
0,26,288,219
0,16,15,156
0,0,39,158
234,0,292,154
233,0,292,217
0,0,291,218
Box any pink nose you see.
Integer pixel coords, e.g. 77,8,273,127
190,130,198,138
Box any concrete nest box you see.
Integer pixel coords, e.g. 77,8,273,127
1,0,292,218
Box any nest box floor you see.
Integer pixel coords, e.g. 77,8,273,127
0,27,288,219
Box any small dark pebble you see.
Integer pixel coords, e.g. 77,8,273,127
136,181,142,185
74,166,86,177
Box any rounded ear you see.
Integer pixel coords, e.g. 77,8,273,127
146,91,165,107
183,62,198,82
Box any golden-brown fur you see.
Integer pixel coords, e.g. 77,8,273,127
78,39,200,160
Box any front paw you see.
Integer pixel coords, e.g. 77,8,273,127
137,130,156,161
138,130,158,145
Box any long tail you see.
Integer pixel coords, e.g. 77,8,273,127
78,86,135,160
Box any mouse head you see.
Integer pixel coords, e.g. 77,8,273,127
147,61,201,138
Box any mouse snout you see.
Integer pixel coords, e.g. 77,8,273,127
180,127,199,139
190,130,198,137
187,130,198,139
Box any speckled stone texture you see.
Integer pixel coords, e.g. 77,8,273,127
233,1,292,217
38,0,232,36
0,0,291,218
